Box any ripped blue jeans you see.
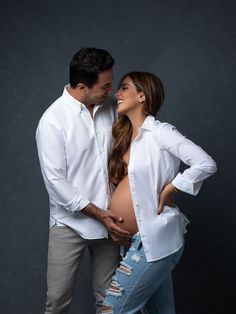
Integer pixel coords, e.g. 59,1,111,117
102,233,184,314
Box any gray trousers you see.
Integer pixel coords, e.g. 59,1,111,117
45,225,120,314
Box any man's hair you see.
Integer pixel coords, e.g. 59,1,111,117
69,47,114,88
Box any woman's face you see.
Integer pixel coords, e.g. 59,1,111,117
115,76,145,116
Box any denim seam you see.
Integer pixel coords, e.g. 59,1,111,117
119,252,151,313
119,247,183,313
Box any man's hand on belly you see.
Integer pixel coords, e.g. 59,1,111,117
99,209,131,238
81,203,131,238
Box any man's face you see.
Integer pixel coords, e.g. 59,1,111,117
85,69,113,105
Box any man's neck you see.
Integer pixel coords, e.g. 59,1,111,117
67,86,95,117
67,85,84,102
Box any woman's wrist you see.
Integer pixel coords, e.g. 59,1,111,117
170,183,179,194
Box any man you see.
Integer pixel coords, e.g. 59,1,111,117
36,47,130,314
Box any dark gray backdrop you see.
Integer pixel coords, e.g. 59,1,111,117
0,0,235,313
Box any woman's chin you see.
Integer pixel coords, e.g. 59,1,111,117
116,107,126,115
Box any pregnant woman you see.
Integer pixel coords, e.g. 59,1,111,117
102,71,217,314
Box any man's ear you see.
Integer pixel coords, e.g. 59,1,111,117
77,83,88,92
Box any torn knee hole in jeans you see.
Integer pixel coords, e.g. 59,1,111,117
102,301,113,314
123,250,142,263
117,261,133,275
105,276,124,297
131,251,142,262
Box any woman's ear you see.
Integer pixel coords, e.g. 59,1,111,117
139,92,146,103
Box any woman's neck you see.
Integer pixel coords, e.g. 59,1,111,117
128,113,147,140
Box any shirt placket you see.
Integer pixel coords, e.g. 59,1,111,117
80,107,109,210
128,137,152,259
92,113,110,209
128,140,147,243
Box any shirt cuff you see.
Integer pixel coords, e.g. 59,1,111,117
172,173,203,196
65,194,90,212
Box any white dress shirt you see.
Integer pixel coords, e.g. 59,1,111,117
128,115,217,262
36,86,116,239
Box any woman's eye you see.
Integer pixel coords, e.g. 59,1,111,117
122,86,128,90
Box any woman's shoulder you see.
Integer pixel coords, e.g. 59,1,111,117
151,119,180,149
153,119,177,134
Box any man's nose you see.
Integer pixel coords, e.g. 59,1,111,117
107,86,112,93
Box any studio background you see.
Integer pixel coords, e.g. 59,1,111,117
0,0,235,313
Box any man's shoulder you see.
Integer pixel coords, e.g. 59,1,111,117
36,95,68,135
40,95,66,121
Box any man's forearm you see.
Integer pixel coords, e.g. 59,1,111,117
81,202,105,221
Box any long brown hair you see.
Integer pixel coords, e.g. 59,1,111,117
108,71,165,183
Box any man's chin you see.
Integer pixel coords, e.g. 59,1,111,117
98,96,107,104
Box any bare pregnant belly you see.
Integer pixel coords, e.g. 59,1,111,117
110,176,138,234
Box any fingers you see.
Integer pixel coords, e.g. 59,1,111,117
157,195,174,214
109,222,131,236
157,183,178,215
157,203,164,215
110,234,131,246
116,240,131,247
157,192,165,214
105,210,124,223
165,199,175,207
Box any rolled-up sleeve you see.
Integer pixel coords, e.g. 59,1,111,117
158,123,217,195
35,118,90,212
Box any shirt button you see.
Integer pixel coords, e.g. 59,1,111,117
141,234,145,239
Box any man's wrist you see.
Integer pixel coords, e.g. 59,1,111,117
81,203,104,221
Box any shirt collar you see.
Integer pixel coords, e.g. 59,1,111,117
63,85,83,112
63,85,104,114
140,115,156,131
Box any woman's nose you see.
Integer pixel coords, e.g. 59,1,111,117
115,90,120,99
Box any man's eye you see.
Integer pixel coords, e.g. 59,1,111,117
122,86,128,90
102,85,111,90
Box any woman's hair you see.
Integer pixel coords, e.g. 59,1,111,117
108,71,165,184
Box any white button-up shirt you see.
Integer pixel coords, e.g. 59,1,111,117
36,86,116,239
128,115,217,262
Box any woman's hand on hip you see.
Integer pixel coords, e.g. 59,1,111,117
157,183,178,215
